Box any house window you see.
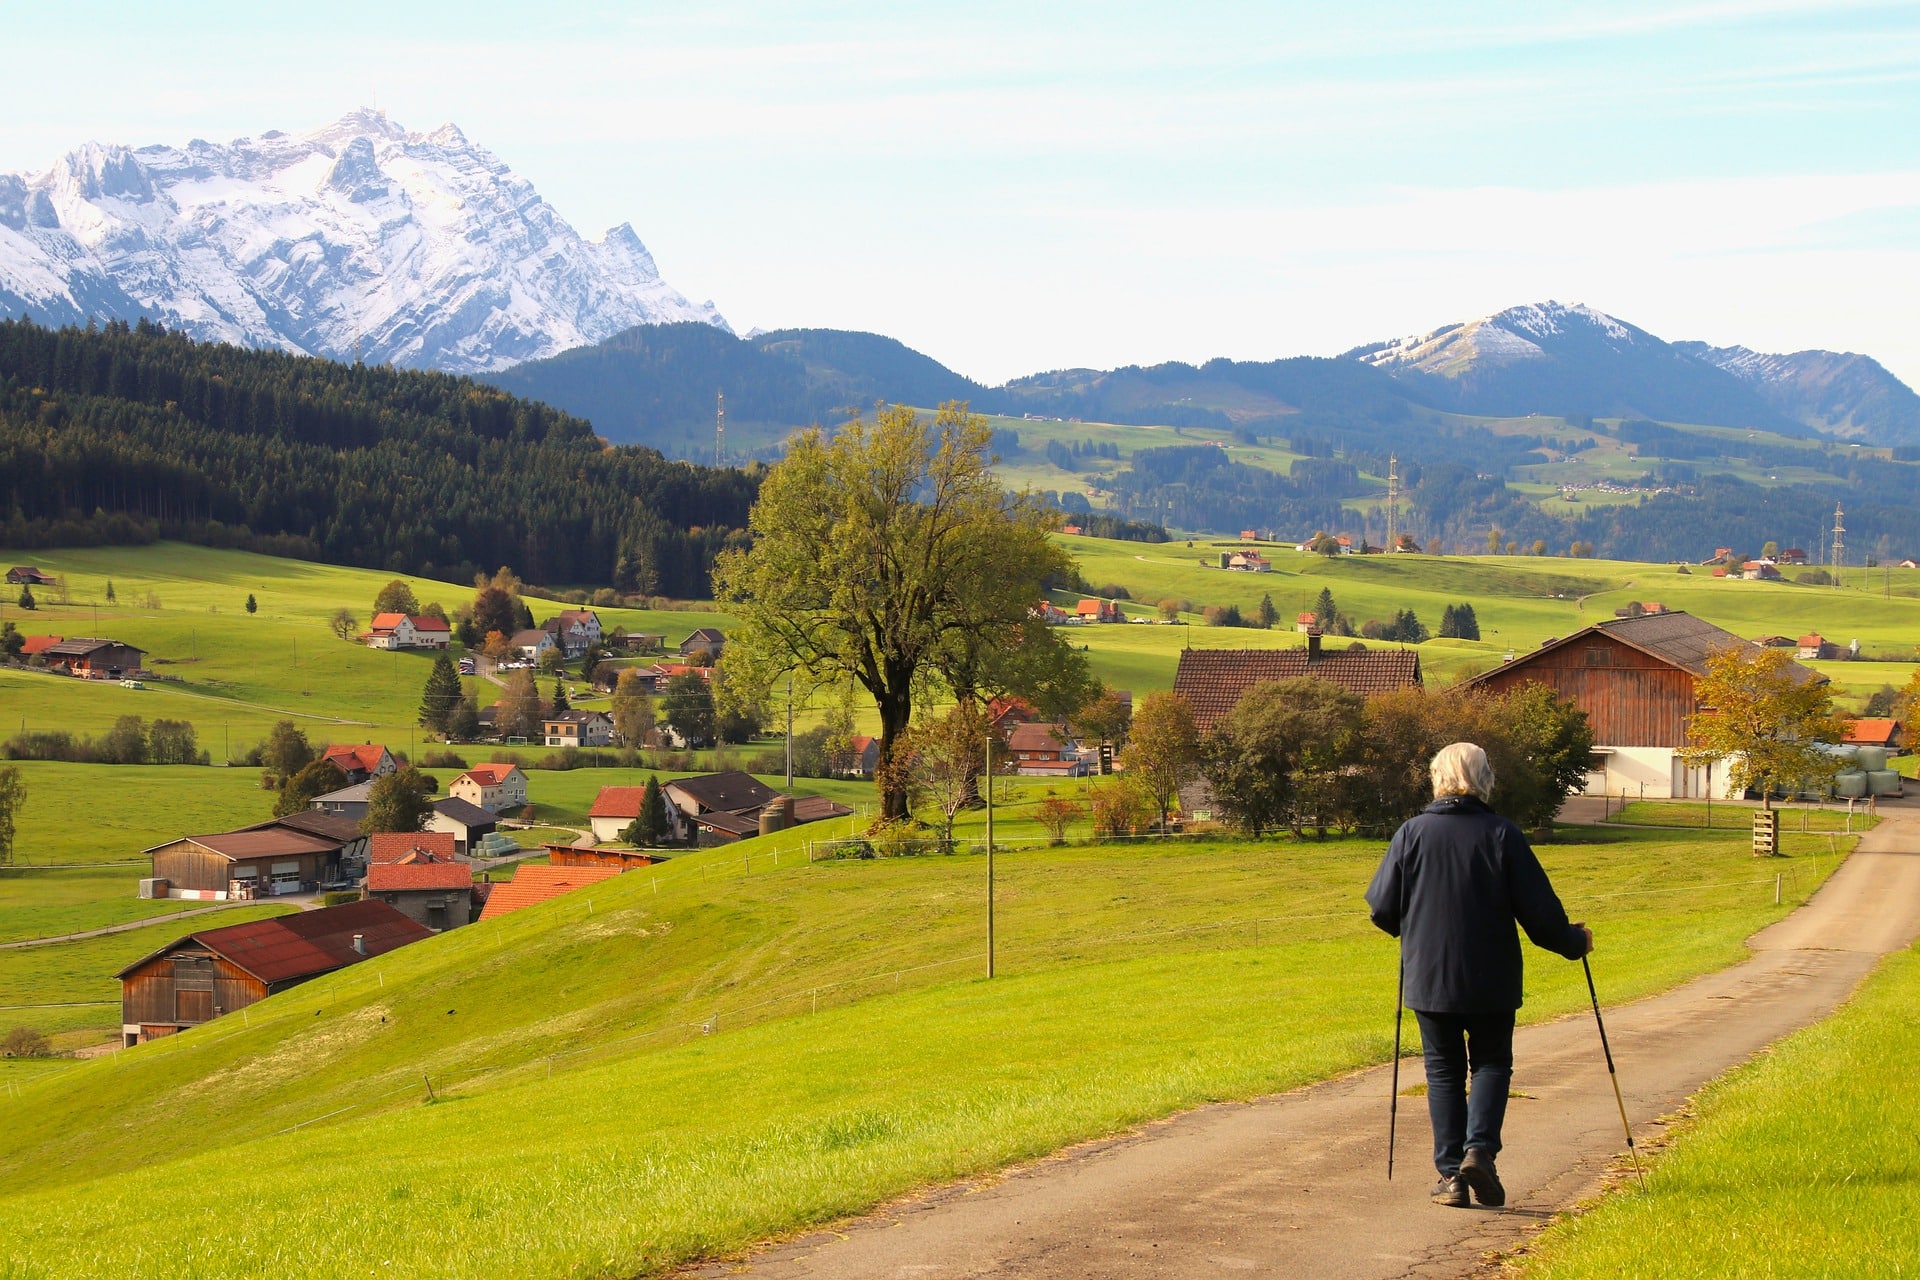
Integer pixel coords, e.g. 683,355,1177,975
1585,647,1610,666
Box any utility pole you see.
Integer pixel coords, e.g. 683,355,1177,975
985,730,995,979
715,390,726,468
784,676,794,789
1385,453,1399,553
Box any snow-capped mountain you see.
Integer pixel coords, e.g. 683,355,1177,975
1672,342,1920,446
0,109,727,373
1345,301,1805,434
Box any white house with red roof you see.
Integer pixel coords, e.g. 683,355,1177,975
543,608,603,658
449,762,529,814
322,743,396,784
364,613,451,650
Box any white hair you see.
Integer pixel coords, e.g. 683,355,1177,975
1431,742,1495,802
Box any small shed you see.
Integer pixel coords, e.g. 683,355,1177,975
426,797,498,855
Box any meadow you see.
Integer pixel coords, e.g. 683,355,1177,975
0,819,1850,1279
1518,943,1920,1280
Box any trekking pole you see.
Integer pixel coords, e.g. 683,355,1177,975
1388,947,1403,1180
1582,953,1646,1189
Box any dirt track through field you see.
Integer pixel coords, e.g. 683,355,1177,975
686,814,1920,1280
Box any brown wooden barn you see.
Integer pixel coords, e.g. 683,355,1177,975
1172,635,1424,733
546,843,667,871
115,900,431,1045
144,813,365,899
1461,611,1824,800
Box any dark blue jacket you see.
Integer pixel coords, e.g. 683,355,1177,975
1365,796,1587,1013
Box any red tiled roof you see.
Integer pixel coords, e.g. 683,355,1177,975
1173,647,1423,732
324,743,390,774
590,785,651,818
367,832,459,864
477,865,622,920
461,763,520,785
1075,598,1104,615
849,735,876,753
117,900,431,985
1006,722,1071,753
368,861,473,891
1797,634,1824,647
370,612,408,629
1843,719,1899,746
20,634,63,655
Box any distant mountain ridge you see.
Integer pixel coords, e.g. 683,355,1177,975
1672,342,1920,445
0,109,726,373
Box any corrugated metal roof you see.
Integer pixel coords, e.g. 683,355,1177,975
430,797,497,826
1173,647,1423,732
476,865,622,920
790,796,854,823
183,829,341,860
664,770,779,815
115,900,431,984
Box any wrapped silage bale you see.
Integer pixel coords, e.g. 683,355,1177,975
1834,770,1869,798
1828,743,1861,763
1868,770,1903,796
1854,745,1889,772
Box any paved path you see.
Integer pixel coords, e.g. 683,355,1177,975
689,814,1920,1280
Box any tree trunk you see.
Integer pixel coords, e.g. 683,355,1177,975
875,691,914,822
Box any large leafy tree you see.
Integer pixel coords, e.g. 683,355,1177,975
610,669,655,747
1120,691,1201,832
1203,677,1362,837
1682,646,1844,811
495,669,544,742
714,401,1080,820
361,768,437,835
275,758,348,818
661,672,716,747
373,579,419,617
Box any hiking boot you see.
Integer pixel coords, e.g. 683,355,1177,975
1459,1147,1505,1207
1429,1175,1469,1208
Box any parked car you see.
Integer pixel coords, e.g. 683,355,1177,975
457,657,477,675
120,678,144,689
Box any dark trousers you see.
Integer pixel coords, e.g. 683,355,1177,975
1414,1009,1515,1177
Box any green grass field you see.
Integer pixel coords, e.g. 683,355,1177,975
0,820,1850,1279
1608,800,1879,834
1518,943,1920,1279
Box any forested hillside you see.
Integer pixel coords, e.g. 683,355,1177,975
0,319,756,593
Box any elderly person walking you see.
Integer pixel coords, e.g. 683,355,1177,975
1365,742,1592,1209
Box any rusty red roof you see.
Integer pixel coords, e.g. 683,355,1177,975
1006,722,1072,754
167,828,342,860
460,763,521,785
116,900,431,985
323,743,391,774
368,861,473,891
477,865,622,920
1843,719,1900,746
20,634,63,655
367,832,458,864
1173,646,1423,733
590,786,652,818
410,614,450,631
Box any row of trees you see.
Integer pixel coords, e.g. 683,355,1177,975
2,716,207,765
1116,681,1594,839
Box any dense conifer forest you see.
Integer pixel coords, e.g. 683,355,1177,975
0,319,757,594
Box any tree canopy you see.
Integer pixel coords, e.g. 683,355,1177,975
1682,646,1844,810
713,401,1084,820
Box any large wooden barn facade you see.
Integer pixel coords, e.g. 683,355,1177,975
116,900,430,1046
1463,611,1822,800
143,813,365,900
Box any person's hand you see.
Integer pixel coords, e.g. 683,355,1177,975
1574,922,1594,955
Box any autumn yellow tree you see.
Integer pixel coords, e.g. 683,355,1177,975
1681,646,1845,811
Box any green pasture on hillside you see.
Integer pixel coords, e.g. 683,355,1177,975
0,821,1851,1279
1519,944,1920,1280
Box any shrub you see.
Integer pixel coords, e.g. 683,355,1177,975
419,750,468,769
1,1027,51,1058
318,891,360,908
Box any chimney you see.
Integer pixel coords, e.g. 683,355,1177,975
1307,630,1322,660
351,933,366,956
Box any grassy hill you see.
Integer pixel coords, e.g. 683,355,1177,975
0,817,1850,1278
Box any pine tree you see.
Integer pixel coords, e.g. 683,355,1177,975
1456,603,1481,641
551,676,571,715
1257,592,1278,629
637,775,668,845
419,654,463,733
1439,604,1459,638
1312,587,1336,627
17,585,33,611
245,593,257,614
104,579,116,603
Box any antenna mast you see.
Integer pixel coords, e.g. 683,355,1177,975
715,390,726,468
1386,453,1400,552
1830,502,1845,587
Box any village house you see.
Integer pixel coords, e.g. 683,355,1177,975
1227,550,1272,572
1004,721,1088,777
1074,598,1122,623
988,696,1040,736
322,743,396,784
1295,612,1318,633
1032,599,1072,626
362,840,473,933
645,771,855,846
39,637,147,679
309,781,374,823
587,786,670,843
143,812,367,900
608,630,665,654
542,608,603,658
1797,633,1836,661
1172,635,1424,735
842,734,880,779
1778,548,1810,566
1843,718,1905,754
449,762,530,814
507,628,558,664
363,613,451,650
1463,611,1824,800
477,864,623,921
6,566,56,585
116,899,430,1046
426,797,498,855
1741,561,1783,581
543,709,613,749
678,627,726,660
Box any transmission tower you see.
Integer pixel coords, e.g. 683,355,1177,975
1830,502,1846,587
715,390,726,468
1386,454,1400,552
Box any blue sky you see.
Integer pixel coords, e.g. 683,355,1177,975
4,1,1917,383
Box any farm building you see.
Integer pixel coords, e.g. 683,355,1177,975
477,864,623,921
115,900,431,1045
1462,611,1824,800
678,627,726,659
39,637,146,679
322,743,396,783
547,843,668,871
309,780,374,822
364,853,474,932
587,786,672,843
426,797,498,855
144,812,366,900
588,773,857,847
1172,635,1423,733
5,566,55,585
449,763,529,814
1843,719,1905,753
1004,721,1088,777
